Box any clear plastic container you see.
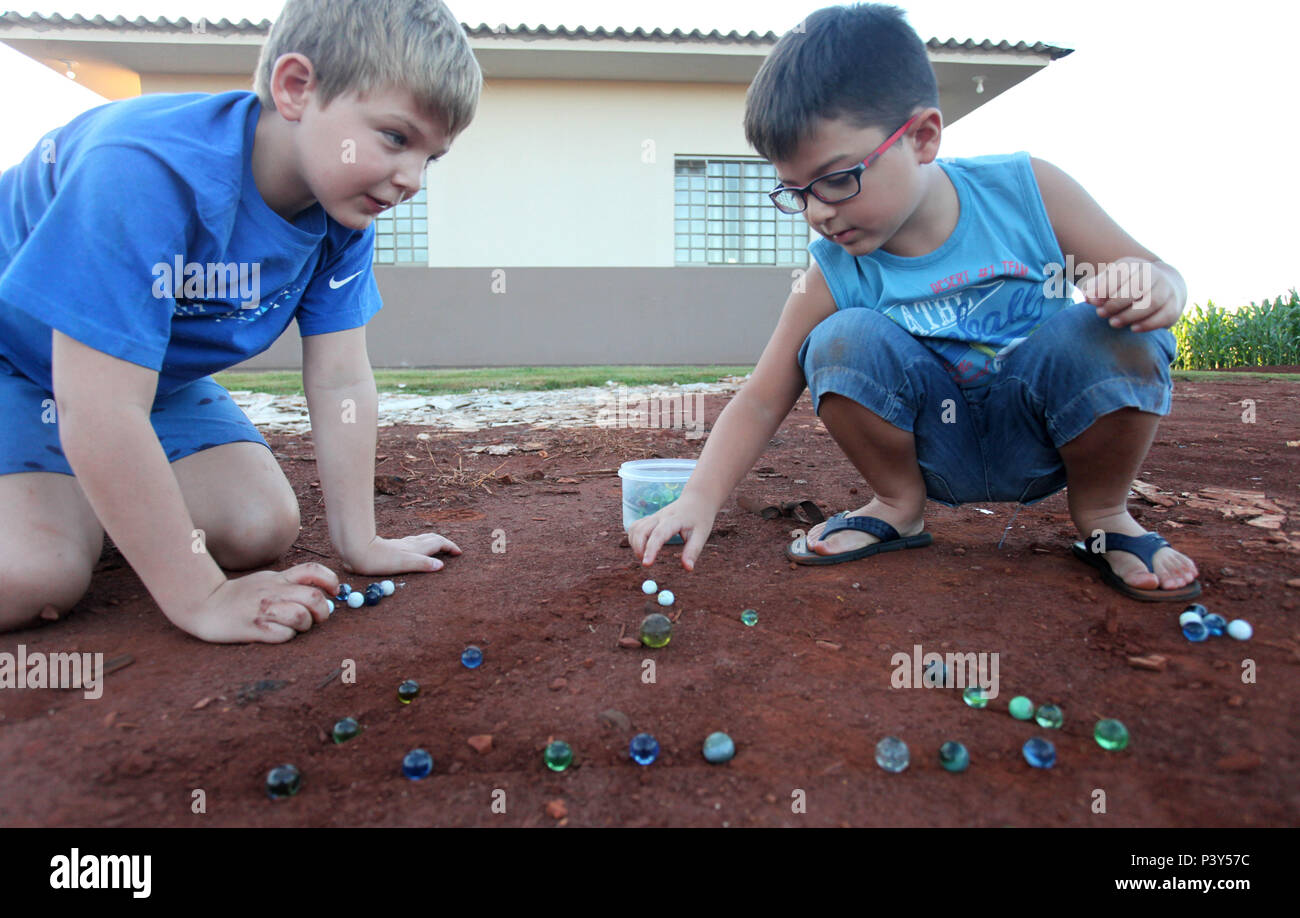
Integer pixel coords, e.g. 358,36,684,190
618,459,697,537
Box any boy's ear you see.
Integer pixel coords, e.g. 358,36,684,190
910,108,943,164
269,53,318,122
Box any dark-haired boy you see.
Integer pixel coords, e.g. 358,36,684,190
631,2,1200,601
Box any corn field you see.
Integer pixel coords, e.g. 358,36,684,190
1172,289,1300,369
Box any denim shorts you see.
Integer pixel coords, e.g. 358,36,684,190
797,301,1178,507
0,355,270,477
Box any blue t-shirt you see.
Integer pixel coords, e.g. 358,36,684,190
0,90,382,396
810,152,1067,388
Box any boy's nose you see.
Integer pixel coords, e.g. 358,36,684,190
803,196,838,228
393,156,426,197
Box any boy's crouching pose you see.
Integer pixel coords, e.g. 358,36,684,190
631,3,1200,602
0,0,480,641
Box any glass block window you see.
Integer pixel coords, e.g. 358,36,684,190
373,187,429,265
674,158,809,266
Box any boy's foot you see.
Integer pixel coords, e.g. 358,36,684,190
1071,511,1200,599
802,497,927,557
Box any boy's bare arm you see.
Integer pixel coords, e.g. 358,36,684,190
302,326,460,574
633,263,838,568
51,332,227,618
1031,157,1187,332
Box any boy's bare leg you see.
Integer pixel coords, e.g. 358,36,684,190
170,442,301,572
1058,407,1197,590
0,473,104,630
805,393,928,555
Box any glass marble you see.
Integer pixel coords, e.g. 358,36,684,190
640,613,673,648
629,733,660,765
346,592,365,609
364,585,382,607
962,686,988,709
336,583,352,600
1227,619,1252,641
1094,719,1129,751
740,609,758,627
641,580,658,595
402,748,433,780
331,717,361,744
397,679,420,704
1034,704,1064,729
702,732,735,763
1201,613,1227,636
923,659,948,688
1182,603,1208,618
266,764,301,799
544,740,573,772
1008,696,1034,720
657,590,675,607
1178,609,1204,627
938,741,969,773
380,580,396,596
875,736,909,773
1022,737,1056,768
461,645,484,669
1182,619,1208,642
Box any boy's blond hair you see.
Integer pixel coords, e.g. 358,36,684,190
254,0,481,136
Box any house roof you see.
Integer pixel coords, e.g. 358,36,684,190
0,12,1073,59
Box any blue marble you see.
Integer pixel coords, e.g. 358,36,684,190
402,748,433,780
461,645,484,669
336,583,353,600
1201,613,1227,636
364,585,383,607
1182,619,1208,642
702,732,735,763
1022,737,1056,769
629,733,660,765
875,736,909,773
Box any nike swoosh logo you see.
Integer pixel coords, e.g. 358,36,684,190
329,270,364,290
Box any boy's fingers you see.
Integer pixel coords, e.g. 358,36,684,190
283,562,339,594
257,601,313,633
682,527,708,571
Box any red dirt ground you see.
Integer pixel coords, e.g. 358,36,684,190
1,376,1298,827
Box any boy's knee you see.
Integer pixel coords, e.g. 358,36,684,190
205,491,300,571
0,548,95,631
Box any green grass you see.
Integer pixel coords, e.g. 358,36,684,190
1173,289,1300,369
213,365,755,397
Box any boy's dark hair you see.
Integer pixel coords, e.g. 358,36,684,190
744,4,939,162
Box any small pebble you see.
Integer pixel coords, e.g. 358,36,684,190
1227,619,1252,641
702,732,735,763
1008,696,1034,720
1022,737,1056,768
402,748,433,780
641,579,658,595
545,799,568,819
657,589,675,607
467,734,493,754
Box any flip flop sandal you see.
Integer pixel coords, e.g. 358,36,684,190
1071,531,1202,602
786,512,932,566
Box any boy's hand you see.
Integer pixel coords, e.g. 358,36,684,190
630,494,716,572
1080,258,1184,332
341,532,462,575
178,562,338,644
